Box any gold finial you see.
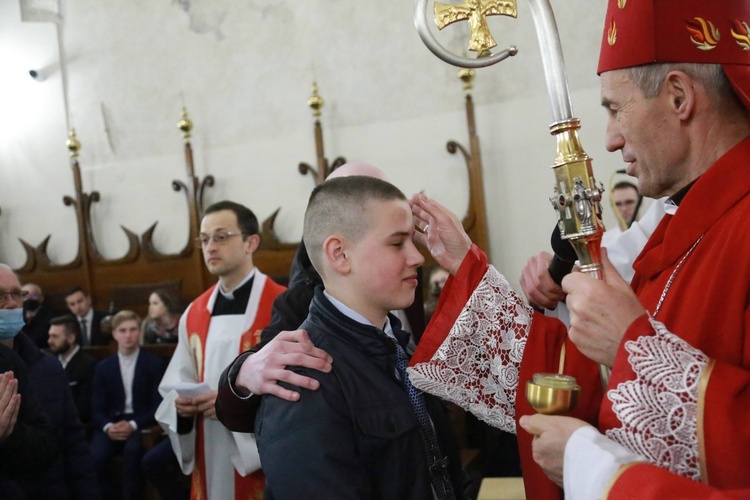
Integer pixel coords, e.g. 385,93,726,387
458,67,475,93
178,107,193,140
66,129,81,158
307,82,324,118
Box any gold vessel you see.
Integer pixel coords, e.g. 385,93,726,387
525,372,580,415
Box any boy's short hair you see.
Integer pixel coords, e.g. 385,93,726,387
112,310,141,330
303,176,407,275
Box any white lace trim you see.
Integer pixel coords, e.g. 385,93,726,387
408,266,531,433
606,317,708,481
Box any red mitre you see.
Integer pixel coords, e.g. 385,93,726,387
597,0,750,109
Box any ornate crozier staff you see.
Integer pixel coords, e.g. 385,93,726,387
414,0,609,394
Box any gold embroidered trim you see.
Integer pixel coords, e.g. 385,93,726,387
602,462,639,499
697,358,715,485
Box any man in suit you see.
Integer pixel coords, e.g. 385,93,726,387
64,286,110,346
21,282,57,349
91,310,166,499
48,314,98,425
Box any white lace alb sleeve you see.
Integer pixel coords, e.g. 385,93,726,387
605,317,708,481
407,266,532,433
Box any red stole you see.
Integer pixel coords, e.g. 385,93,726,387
186,277,285,500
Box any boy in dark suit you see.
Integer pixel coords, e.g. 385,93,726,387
91,310,166,499
255,177,467,499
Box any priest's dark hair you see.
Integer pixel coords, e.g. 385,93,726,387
203,200,260,238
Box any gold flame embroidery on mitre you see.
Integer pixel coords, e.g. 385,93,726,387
687,17,720,51
608,19,617,46
731,19,750,51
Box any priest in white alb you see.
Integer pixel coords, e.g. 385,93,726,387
156,201,285,499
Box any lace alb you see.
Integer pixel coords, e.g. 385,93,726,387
606,317,707,480
408,267,530,434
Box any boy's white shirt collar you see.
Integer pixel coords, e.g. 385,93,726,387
323,291,396,340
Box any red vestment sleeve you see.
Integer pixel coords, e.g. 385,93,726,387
606,463,750,499
410,245,489,366
514,313,603,500
702,360,750,489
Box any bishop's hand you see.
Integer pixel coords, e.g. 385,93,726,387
562,248,646,367
519,414,592,487
410,194,472,276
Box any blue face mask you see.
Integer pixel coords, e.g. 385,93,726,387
0,309,24,339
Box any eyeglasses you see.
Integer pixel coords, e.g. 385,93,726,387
195,231,245,247
0,289,29,303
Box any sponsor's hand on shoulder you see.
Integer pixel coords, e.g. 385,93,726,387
236,329,333,402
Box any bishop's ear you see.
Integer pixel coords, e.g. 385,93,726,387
664,70,696,119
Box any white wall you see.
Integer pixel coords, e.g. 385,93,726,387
1,0,627,292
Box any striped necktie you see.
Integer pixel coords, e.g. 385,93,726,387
389,335,455,499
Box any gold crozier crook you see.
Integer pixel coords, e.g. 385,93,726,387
434,0,518,54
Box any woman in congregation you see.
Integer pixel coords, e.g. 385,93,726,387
141,288,182,344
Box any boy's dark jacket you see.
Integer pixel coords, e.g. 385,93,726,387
256,287,468,499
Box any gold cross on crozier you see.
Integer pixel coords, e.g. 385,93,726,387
434,0,517,53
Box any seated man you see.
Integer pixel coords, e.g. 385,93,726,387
91,310,165,499
48,314,98,425
21,282,56,349
254,176,467,498
64,286,110,346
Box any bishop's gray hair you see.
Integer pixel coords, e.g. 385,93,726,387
627,63,732,100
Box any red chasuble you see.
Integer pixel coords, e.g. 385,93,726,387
600,136,750,490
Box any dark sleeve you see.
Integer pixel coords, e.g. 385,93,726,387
54,361,100,498
216,351,257,432
76,356,97,424
91,362,110,431
259,282,316,345
256,371,371,499
215,282,316,432
135,354,166,430
0,347,60,477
